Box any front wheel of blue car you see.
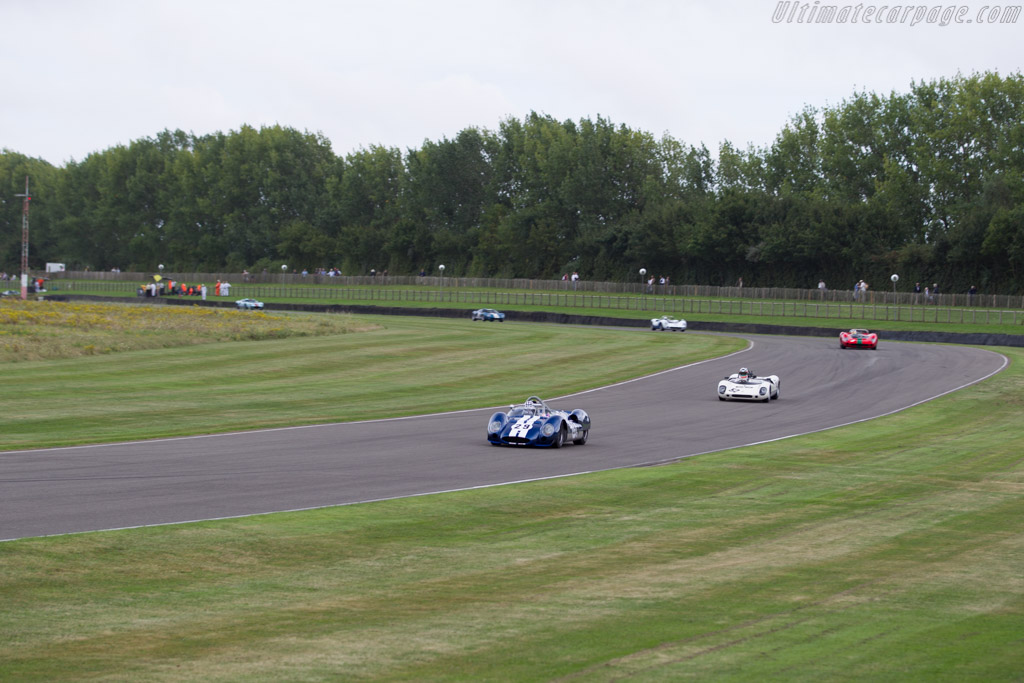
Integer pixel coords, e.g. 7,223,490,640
552,426,564,449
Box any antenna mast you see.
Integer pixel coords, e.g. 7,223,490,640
14,176,30,300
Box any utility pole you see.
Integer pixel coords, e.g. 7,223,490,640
14,176,31,300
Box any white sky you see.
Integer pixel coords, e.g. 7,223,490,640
1,0,1020,166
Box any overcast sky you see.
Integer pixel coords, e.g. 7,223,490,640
1,0,1020,166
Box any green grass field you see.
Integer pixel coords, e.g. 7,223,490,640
1,302,1021,681
0,309,740,450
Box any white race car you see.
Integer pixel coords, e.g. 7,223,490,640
650,316,687,331
717,368,780,402
235,298,264,310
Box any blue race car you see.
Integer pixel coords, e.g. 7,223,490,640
486,396,591,447
471,308,505,322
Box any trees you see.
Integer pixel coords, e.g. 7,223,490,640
4,71,1024,291
334,145,405,274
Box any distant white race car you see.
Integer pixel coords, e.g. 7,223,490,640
235,298,264,310
650,316,687,331
471,308,505,322
717,368,780,402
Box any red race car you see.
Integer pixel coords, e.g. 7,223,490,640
840,328,878,349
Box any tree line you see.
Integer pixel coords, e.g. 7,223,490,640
3,71,1023,293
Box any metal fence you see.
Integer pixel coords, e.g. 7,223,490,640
46,270,1024,310
52,278,1022,326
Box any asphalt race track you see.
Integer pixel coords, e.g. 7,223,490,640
1,334,1007,541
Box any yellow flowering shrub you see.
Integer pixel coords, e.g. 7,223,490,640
0,299,376,362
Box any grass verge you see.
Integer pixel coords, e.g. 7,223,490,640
53,282,1024,336
1,346,1020,680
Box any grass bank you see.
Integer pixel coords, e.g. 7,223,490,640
0,299,373,362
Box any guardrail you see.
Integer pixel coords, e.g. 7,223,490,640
53,280,1022,326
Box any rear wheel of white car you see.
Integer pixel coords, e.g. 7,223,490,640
573,429,588,446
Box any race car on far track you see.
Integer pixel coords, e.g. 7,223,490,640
235,298,264,310
472,308,505,322
718,367,780,402
650,315,687,331
839,328,878,349
487,396,590,447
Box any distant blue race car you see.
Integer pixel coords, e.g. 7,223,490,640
486,396,591,448
472,308,505,322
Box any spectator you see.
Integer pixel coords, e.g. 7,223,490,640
818,279,826,298
572,271,580,290
968,284,977,304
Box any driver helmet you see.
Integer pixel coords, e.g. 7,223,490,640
738,367,750,382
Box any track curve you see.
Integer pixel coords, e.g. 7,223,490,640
0,334,1007,541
